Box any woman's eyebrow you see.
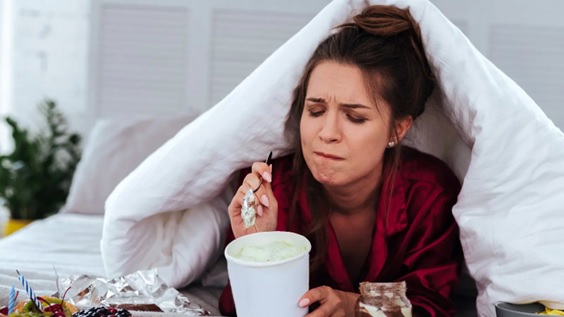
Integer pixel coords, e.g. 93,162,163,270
340,103,371,109
306,97,325,103
306,97,371,110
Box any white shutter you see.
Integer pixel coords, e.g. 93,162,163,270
489,25,564,126
88,0,564,128
94,3,190,117
209,9,315,105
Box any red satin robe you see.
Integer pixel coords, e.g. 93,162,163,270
219,147,463,316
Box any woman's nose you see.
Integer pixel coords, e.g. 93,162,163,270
318,114,341,143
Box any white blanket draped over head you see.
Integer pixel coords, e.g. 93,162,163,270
101,0,564,316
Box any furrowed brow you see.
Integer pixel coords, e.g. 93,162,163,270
341,103,371,110
306,97,326,103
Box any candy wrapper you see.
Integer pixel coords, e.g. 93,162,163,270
57,269,209,315
241,189,257,228
240,151,273,229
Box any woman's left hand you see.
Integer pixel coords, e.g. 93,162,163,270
298,286,360,317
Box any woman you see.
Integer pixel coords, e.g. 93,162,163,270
220,4,463,317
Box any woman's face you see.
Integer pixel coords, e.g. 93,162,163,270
300,61,403,188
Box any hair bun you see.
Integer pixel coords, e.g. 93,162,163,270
353,5,419,38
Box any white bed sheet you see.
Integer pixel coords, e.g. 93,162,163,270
0,213,223,316
0,213,105,275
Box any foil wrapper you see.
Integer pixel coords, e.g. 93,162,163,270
241,188,257,228
56,269,209,315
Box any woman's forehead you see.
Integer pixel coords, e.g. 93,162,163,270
308,62,371,102
306,61,389,111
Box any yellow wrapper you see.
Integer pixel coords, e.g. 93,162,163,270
538,308,564,315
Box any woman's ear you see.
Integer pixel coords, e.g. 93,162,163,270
391,115,413,144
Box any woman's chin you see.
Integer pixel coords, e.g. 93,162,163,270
312,172,344,187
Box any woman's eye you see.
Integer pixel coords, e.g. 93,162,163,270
347,115,367,124
308,110,324,117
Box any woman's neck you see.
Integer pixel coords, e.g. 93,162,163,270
323,164,384,215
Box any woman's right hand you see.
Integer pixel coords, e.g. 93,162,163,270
228,162,278,239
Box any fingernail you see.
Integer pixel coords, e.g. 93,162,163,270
257,205,263,216
298,298,310,307
262,171,272,183
260,195,270,207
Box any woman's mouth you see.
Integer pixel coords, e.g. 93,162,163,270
314,152,344,160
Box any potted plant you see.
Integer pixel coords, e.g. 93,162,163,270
0,99,81,235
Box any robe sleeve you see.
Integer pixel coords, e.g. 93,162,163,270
396,185,462,317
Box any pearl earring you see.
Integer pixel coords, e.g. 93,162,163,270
387,141,395,148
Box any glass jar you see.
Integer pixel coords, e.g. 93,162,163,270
354,281,412,317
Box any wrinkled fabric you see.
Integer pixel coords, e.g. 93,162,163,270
220,147,462,317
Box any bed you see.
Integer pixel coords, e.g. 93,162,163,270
0,213,224,316
0,114,226,316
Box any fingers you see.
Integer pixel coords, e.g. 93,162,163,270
251,161,272,186
227,160,278,238
300,286,331,307
251,161,272,182
243,163,273,206
301,286,343,317
236,162,270,195
229,161,275,219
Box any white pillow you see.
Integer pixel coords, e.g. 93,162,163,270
63,114,199,215
102,1,564,316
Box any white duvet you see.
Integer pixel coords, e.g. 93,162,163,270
101,0,564,316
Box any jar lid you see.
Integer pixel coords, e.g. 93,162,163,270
359,281,407,296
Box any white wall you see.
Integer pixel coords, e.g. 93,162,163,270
432,0,564,128
0,0,563,147
0,0,11,152
0,0,90,143
0,0,9,224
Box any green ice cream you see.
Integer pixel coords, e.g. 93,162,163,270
235,240,307,262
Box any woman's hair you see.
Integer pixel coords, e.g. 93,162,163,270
284,5,436,273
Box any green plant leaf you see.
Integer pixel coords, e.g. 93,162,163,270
0,99,82,219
